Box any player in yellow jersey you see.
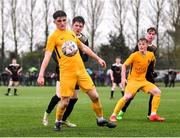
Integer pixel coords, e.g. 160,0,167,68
42,16,89,127
109,38,165,122
117,27,158,120
37,10,116,131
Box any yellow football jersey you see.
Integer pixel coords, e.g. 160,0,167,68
124,51,155,81
45,29,85,73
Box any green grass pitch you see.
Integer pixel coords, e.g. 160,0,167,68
0,86,180,137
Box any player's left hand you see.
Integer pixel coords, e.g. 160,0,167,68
98,58,106,69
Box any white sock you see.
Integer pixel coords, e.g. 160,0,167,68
112,113,116,116
151,112,156,115
97,117,104,122
55,119,62,123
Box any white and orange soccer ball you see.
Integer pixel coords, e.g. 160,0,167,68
62,41,78,57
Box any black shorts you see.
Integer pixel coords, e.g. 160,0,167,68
11,75,19,81
113,77,121,85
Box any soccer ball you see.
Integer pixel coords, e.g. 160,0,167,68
62,41,78,57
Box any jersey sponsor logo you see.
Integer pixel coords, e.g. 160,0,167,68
135,67,146,73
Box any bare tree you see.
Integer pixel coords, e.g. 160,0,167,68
69,0,83,18
148,0,166,58
53,0,65,11
85,0,104,50
22,0,37,52
0,0,5,69
168,0,180,51
9,0,21,57
130,0,141,44
43,0,51,46
7,0,22,57
29,0,36,52
112,0,127,35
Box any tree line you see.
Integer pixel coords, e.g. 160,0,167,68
0,0,180,72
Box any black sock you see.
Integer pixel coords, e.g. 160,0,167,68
122,97,133,113
14,89,17,94
148,94,153,116
121,91,124,97
110,90,114,98
46,95,60,114
62,98,78,121
7,88,11,94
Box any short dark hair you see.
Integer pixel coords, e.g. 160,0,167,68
147,27,157,34
72,16,85,25
53,10,67,19
138,38,148,43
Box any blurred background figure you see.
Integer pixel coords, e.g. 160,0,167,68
164,72,169,87
169,71,177,87
5,58,22,96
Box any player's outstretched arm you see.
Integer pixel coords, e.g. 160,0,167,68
37,51,52,86
79,42,106,69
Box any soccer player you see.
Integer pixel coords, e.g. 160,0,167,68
42,16,89,127
109,57,123,99
109,38,165,122
37,10,116,131
117,27,158,120
5,58,22,96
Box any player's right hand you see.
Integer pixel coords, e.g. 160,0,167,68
37,76,44,86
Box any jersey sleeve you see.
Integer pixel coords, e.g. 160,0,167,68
124,53,134,66
111,65,114,71
152,53,156,66
7,65,11,70
80,39,89,62
45,35,56,52
84,39,89,46
76,37,82,47
18,64,21,70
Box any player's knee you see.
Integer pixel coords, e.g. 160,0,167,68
123,93,133,101
151,88,161,96
60,98,70,108
111,86,115,90
91,95,99,102
71,90,78,99
155,89,161,96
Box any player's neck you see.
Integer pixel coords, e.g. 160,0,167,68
148,41,153,46
57,28,66,32
139,50,147,55
115,63,121,65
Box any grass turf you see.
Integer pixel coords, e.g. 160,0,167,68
0,86,180,137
